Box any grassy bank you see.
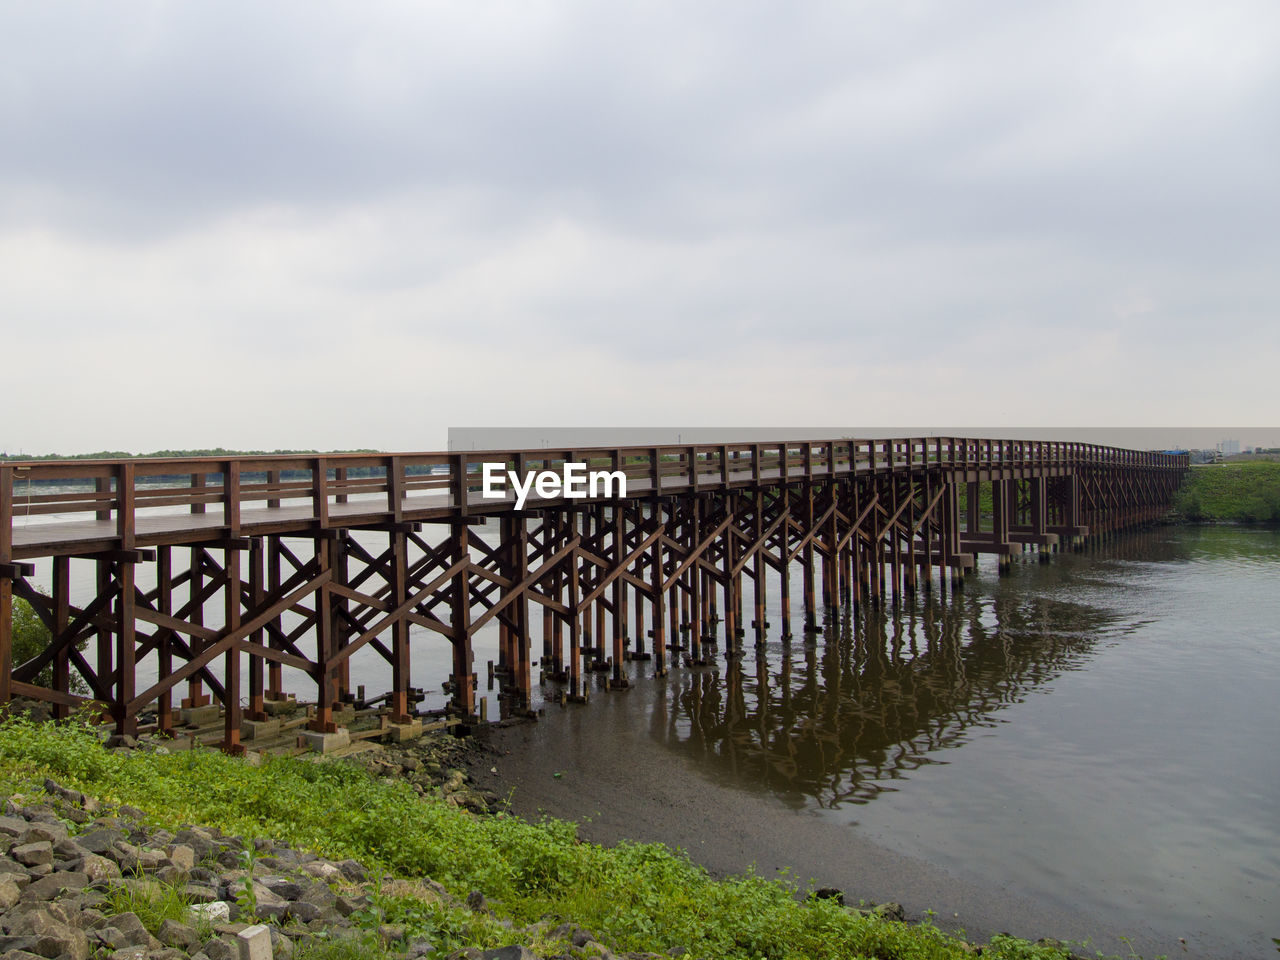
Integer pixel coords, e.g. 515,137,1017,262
1170,462,1280,523
0,717,1084,960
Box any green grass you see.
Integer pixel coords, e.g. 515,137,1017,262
0,717,1083,960
1171,463,1280,523
100,877,216,938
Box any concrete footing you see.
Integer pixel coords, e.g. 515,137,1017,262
385,720,424,742
262,696,297,716
181,704,221,725
241,718,281,740
299,727,351,754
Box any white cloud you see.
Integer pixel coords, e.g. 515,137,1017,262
1,0,1277,454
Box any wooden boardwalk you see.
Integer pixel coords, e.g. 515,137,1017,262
1,437,1188,751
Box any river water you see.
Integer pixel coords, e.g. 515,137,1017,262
497,526,1279,959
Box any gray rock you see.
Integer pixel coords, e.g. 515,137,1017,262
0,816,30,837
872,902,905,922
173,830,216,863
0,876,21,910
267,928,294,960
18,824,68,847
255,877,303,901
75,829,124,855
149,949,190,960
11,842,53,867
336,859,366,882
281,901,326,924
165,845,196,871
108,948,148,960
201,937,237,960
103,912,157,950
333,894,368,917
7,909,90,960
81,852,122,882
154,865,189,886
480,948,539,960
19,871,89,902
295,882,336,910
0,937,40,954
157,919,199,950
0,860,31,883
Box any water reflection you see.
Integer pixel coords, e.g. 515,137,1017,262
652,587,1124,809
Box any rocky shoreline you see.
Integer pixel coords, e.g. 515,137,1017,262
0,771,689,960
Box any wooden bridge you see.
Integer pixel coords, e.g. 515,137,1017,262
0,438,1188,752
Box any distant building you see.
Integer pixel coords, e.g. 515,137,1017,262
1218,439,1240,456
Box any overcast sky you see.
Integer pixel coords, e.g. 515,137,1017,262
2,1,1276,455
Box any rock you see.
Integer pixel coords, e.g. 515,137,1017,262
7,909,90,960
295,883,336,910
173,830,216,863
0,876,21,910
190,902,234,924
19,824,69,846
333,895,367,918
256,877,303,901
301,861,342,882
150,949,191,960
267,928,293,960
201,938,237,960
81,852,122,882
570,929,597,948
165,844,196,871
155,865,189,886
235,924,273,960
11,842,54,867
158,919,200,950
281,901,326,924
336,859,366,882
76,829,125,855
873,902,905,922
102,913,157,950
550,923,581,941
0,861,31,884
19,871,90,902
182,882,221,904
480,948,539,960
108,948,147,960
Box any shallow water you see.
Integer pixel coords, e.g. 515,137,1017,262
608,526,1280,958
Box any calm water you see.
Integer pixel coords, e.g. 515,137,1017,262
621,526,1280,958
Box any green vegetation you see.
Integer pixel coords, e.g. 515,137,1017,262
9,596,88,693
1171,463,1280,523
100,877,215,939
0,717,1082,960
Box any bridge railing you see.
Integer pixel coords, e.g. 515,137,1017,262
0,440,1190,559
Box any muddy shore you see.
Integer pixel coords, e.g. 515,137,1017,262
455,698,1182,960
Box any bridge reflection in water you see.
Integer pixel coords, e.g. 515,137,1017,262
649,582,1124,809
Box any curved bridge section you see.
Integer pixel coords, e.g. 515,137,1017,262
1,438,1187,751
